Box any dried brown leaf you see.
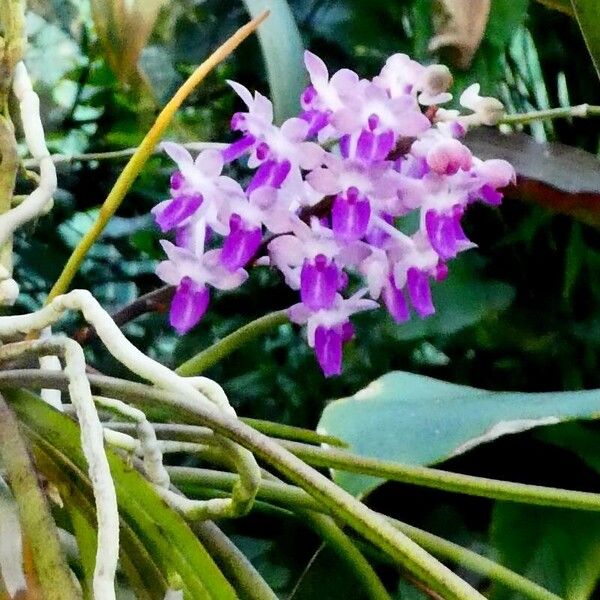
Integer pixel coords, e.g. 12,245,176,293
90,0,164,88
429,0,491,69
465,127,600,226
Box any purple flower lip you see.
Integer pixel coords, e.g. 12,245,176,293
247,160,292,194
382,274,409,323
425,209,471,260
332,187,371,242
407,267,435,318
315,325,343,377
170,277,209,334
221,215,262,271
300,255,338,311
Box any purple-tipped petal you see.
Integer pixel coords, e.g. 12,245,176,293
247,160,275,193
341,321,355,342
382,275,409,323
153,194,203,233
332,187,371,242
170,277,209,334
272,160,291,188
170,171,184,191
356,131,375,161
221,217,262,271
407,268,435,318
301,109,329,137
314,325,342,377
222,134,256,163
479,184,503,205
374,131,395,160
246,159,291,193
300,255,338,310
435,262,449,281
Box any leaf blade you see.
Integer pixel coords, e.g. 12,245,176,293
241,0,307,122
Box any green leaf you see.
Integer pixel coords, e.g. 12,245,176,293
318,372,600,497
490,503,600,599
537,423,600,479
4,388,237,600
571,0,600,79
241,0,307,122
290,546,370,600
534,0,575,15
385,256,514,341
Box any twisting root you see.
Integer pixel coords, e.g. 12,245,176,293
0,337,118,600
0,62,56,249
95,395,170,488
0,289,261,521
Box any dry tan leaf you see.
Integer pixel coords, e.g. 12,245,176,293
90,0,164,88
429,0,491,69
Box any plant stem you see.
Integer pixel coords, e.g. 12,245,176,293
6,369,600,517
6,370,600,517
46,11,269,303
282,440,600,511
192,520,278,600
0,371,484,600
99,416,600,514
176,310,289,376
499,104,600,125
171,467,559,600
299,512,391,600
0,392,80,600
106,419,346,447
21,142,227,168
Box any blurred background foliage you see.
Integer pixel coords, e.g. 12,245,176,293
11,1,600,597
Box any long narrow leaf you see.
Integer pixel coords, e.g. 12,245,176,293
5,388,237,600
571,0,600,80
241,0,307,122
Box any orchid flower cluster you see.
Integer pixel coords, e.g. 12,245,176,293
153,51,514,376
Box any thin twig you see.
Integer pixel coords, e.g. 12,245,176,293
21,142,227,169
74,285,174,345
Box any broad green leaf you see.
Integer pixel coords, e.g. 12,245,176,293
318,371,600,497
241,0,306,123
537,423,600,479
571,0,600,80
385,256,514,341
491,503,600,599
4,388,237,600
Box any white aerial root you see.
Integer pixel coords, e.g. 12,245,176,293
95,395,170,488
0,62,56,250
1,62,63,407
0,337,118,600
0,289,261,520
0,478,27,598
39,326,63,410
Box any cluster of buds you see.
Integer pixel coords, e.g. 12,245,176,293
153,52,514,376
